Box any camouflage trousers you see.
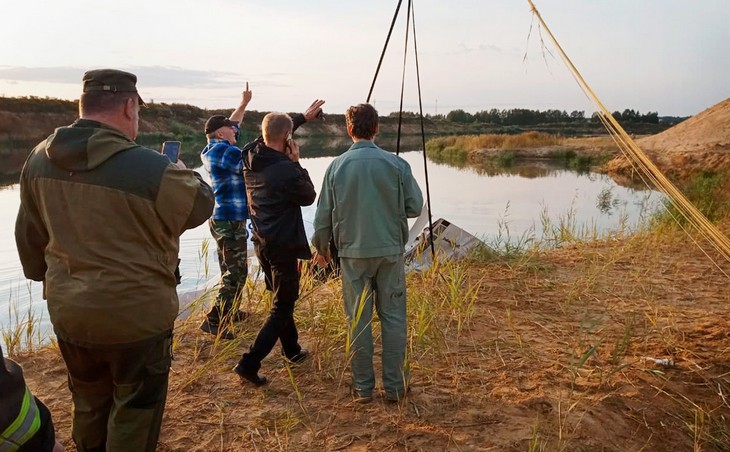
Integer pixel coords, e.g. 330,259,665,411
207,219,249,324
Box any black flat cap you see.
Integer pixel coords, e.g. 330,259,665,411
82,69,145,105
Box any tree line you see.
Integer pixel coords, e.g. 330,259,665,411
3,96,677,129
408,108,662,125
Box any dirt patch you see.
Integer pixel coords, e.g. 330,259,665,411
604,98,730,181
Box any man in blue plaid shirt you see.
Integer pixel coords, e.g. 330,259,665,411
199,83,253,339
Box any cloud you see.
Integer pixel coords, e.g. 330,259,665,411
449,43,513,56
0,66,290,89
0,66,81,84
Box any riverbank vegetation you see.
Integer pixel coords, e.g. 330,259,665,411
426,132,616,172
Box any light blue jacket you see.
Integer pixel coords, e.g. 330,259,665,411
312,141,423,259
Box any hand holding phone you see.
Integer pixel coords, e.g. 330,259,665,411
161,141,181,163
285,138,300,163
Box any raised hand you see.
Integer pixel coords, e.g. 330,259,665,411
242,82,252,106
303,99,326,121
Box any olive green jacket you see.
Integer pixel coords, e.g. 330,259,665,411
15,119,214,346
312,140,423,259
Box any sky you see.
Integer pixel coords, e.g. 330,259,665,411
0,0,727,117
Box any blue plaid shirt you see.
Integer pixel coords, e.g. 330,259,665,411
200,139,248,221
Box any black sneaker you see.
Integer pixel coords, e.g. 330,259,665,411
199,319,235,340
284,349,309,365
233,363,267,386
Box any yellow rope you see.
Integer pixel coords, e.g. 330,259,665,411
527,1,730,277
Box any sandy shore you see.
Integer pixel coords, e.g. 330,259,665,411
14,221,730,451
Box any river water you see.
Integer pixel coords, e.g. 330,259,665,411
0,139,663,338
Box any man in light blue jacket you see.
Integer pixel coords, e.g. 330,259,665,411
312,103,423,403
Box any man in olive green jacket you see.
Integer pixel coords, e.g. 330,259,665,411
312,103,423,403
14,69,214,452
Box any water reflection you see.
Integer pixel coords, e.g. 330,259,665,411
0,139,36,187
296,135,425,158
0,133,632,189
428,149,594,179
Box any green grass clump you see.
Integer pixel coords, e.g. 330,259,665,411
652,170,730,228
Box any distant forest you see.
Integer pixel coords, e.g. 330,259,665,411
1,96,687,125
0,96,686,143
397,108,687,126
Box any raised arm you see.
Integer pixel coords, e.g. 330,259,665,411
230,82,252,126
250,99,326,144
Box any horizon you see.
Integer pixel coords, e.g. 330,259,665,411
0,94,694,119
1,1,727,117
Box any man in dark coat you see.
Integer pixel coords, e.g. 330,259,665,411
233,100,324,385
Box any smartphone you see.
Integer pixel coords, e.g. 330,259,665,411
161,141,181,163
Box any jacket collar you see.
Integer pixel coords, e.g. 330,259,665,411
348,140,378,151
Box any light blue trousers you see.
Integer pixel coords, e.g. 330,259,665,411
340,254,409,398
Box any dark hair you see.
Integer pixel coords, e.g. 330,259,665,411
345,103,378,140
79,91,136,116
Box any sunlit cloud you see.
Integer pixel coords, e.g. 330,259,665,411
450,42,513,55
0,66,80,84
0,66,290,89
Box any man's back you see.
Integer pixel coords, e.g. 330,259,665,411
16,119,214,345
312,103,420,404
321,141,423,259
243,140,316,259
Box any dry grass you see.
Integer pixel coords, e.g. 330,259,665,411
563,135,620,150
424,132,618,173
427,132,563,156
1,296,44,356
11,220,730,451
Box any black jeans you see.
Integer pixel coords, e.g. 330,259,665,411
238,246,301,372
57,331,172,452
